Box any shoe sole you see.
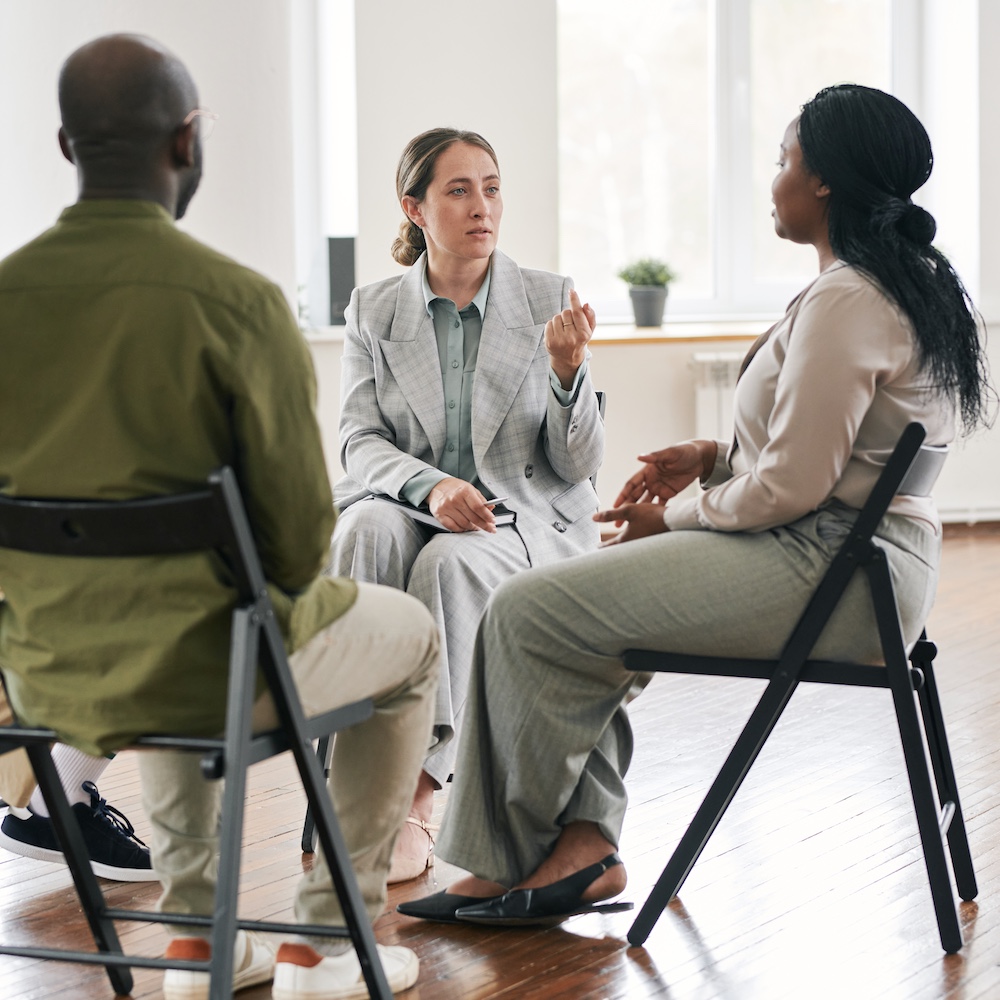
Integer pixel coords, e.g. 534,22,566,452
163,946,275,1000
457,900,635,927
0,828,160,882
163,965,274,1000
272,950,418,1000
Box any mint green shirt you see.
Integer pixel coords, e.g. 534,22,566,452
401,257,588,507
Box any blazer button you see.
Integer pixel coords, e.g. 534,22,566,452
524,464,533,478
552,520,567,532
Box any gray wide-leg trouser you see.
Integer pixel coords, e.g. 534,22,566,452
328,500,530,787
437,506,940,887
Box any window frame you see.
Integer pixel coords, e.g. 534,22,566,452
557,0,922,323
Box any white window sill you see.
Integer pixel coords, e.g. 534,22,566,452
306,316,773,345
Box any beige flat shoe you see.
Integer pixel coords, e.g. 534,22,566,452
387,816,437,885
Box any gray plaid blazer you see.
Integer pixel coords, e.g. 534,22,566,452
334,249,605,564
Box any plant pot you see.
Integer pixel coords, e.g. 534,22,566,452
628,285,668,327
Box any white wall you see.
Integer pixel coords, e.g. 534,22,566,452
920,0,980,297
0,0,299,304
977,3,1000,324
311,327,1000,522
353,0,559,286
309,334,758,507
340,0,1000,523
933,0,1000,520
2,1,999,521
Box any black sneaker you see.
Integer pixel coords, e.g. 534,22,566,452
0,781,158,882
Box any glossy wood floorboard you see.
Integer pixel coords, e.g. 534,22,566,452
1,532,997,999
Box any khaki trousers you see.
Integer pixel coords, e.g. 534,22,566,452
0,684,36,808
138,582,439,932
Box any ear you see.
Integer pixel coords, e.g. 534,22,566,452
401,194,425,228
172,122,196,169
58,127,75,165
815,180,831,201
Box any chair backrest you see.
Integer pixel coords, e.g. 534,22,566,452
591,390,607,491
0,468,263,604
898,442,948,497
778,422,935,669
841,422,930,541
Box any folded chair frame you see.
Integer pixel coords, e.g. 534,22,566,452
623,423,978,953
0,468,392,999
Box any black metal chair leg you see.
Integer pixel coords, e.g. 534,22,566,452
913,656,978,901
295,738,391,999
870,563,963,953
255,612,389,999
206,608,260,999
269,634,391,1000
300,734,332,853
628,669,801,946
26,744,134,997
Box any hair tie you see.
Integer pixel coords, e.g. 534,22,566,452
871,198,936,247
897,203,936,246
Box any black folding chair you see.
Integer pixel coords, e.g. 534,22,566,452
624,422,977,953
0,467,392,999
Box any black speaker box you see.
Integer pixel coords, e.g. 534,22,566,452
328,236,356,325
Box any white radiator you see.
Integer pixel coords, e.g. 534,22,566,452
692,351,742,440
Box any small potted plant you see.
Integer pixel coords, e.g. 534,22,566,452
617,257,676,327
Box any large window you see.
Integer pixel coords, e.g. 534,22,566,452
558,0,904,320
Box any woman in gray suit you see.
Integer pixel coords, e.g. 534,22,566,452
329,128,605,881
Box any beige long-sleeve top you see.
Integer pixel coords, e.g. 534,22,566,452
664,262,955,533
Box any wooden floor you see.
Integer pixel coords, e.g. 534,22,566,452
1,530,998,999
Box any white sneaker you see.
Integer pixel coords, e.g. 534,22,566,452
163,929,276,1000
272,942,418,999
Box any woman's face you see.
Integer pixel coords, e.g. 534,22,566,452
402,142,502,265
771,118,830,246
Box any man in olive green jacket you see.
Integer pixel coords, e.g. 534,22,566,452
0,33,438,1000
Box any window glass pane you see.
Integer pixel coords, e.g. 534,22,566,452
558,0,710,307
750,0,891,286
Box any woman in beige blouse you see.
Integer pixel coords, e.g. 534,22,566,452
397,84,994,927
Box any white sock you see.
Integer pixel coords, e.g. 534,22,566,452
28,747,111,817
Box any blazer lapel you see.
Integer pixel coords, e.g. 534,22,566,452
472,250,544,462
378,259,447,457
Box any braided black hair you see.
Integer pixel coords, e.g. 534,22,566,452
798,84,993,431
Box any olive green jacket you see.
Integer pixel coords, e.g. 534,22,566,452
0,200,356,755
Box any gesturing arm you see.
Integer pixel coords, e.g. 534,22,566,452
540,281,605,485
614,439,719,508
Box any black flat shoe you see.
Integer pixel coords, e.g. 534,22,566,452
396,889,505,924
454,852,633,927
